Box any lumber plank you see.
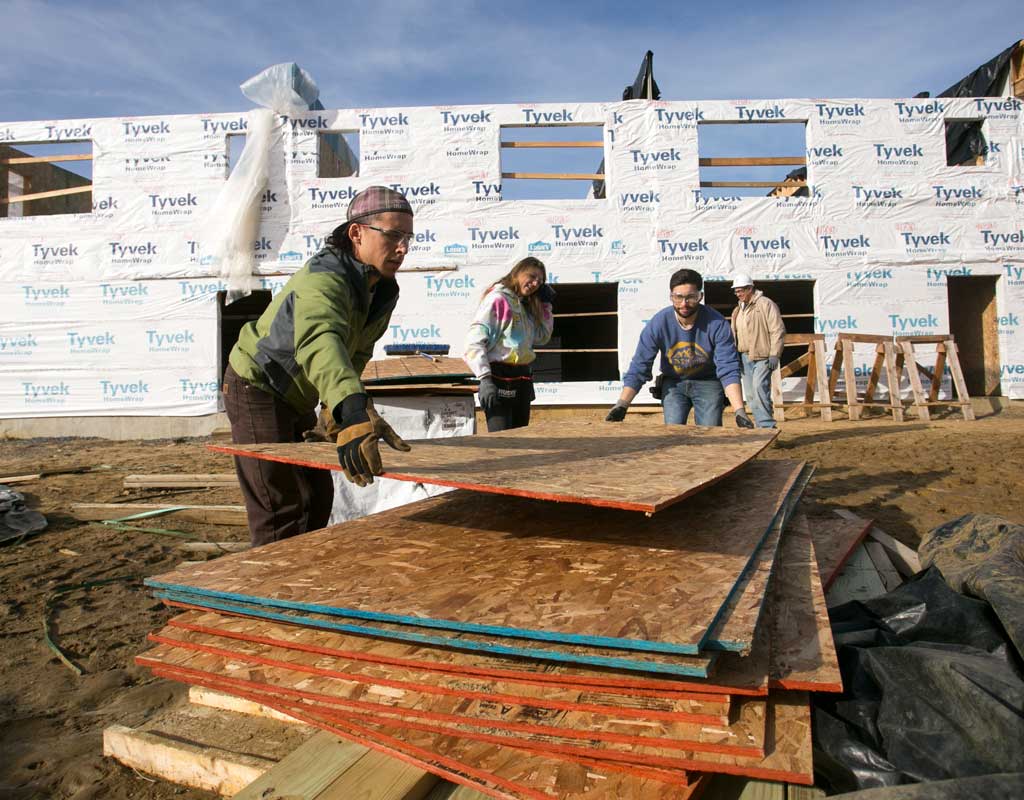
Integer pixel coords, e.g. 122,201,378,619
207,419,779,514
699,181,806,188
865,526,921,576
124,474,237,489
1,184,91,204
501,171,603,180
501,141,602,148
190,686,303,724
72,502,247,526
179,542,250,554
786,786,826,799
825,545,886,606
864,541,903,592
147,460,803,657
1,152,93,164
231,729,430,800
810,511,873,589
700,157,805,166
768,514,842,693
103,723,272,796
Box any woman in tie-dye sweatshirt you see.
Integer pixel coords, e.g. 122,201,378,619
464,257,555,431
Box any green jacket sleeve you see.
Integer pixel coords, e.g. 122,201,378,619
292,277,365,415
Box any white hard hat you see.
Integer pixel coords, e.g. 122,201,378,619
731,273,754,288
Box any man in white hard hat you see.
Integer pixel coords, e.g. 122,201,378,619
729,274,785,428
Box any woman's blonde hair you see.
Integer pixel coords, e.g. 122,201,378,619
482,257,548,321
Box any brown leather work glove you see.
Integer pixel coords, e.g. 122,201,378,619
334,394,411,486
302,404,342,442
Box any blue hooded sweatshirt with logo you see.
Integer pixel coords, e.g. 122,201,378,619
622,305,741,391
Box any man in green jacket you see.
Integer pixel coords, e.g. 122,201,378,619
223,186,414,546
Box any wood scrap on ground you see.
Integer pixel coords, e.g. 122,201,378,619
72,502,246,526
123,474,238,489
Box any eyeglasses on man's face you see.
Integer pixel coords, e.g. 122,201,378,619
670,291,702,304
362,224,413,248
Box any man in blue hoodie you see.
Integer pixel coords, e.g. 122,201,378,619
606,269,754,428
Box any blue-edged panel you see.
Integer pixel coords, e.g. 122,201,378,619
154,590,716,677
702,464,815,652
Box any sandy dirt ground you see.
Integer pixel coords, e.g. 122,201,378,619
1,404,1022,799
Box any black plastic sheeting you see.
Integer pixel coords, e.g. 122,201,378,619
812,567,1024,794
939,41,1019,166
0,485,47,544
832,772,1024,800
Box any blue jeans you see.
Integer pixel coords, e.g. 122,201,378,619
662,378,726,426
741,353,777,428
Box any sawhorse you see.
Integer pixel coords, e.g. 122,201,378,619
828,334,904,421
895,335,975,421
769,333,833,422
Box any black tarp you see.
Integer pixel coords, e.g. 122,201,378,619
813,568,1024,794
938,41,1019,166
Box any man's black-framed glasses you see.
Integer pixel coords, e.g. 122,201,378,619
361,224,413,247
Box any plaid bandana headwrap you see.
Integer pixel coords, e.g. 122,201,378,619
345,185,413,226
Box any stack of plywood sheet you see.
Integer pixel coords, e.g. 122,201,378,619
361,355,477,396
133,421,841,798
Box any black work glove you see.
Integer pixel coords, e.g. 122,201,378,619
367,403,411,454
605,403,628,422
537,284,556,304
478,375,499,412
734,408,755,429
334,393,382,487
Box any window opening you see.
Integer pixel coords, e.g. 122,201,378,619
704,279,816,372
944,119,987,166
0,140,92,218
500,125,604,201
697,121,807,198
532,282,618,382
318,131,359,178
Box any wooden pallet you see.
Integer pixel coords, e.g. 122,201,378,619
769,334,833,422
894,335,975,421
827,334,904,421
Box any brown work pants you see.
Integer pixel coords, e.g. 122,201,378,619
222,365,334,547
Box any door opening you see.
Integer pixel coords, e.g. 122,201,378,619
947,274,1000,396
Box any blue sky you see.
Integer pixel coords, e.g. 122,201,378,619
3,0,1020,122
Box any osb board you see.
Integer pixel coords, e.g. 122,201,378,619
362,356,473,384
159,611,732,722
138,641,767,760
150,667,698,800
207,420,780,513
148,459,803,655
161,601,766,698
766,514,842,693
156,591,717,678
154,661,810,786
805,513,871,589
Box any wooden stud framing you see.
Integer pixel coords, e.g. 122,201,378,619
500,172,603,180
699,157,806,167
1,153,93,165
0,184,91,205
700,180,807,189
1012,39,1024,99
501,141,602,148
